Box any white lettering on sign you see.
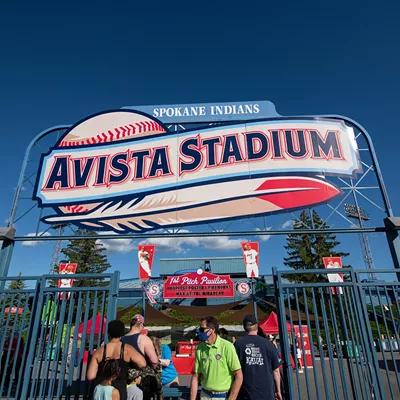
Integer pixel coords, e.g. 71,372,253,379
153,104,260,119
170,276,228,285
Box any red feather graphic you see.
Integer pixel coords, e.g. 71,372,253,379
256,177,340,209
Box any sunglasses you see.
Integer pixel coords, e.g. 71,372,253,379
199,327,212,332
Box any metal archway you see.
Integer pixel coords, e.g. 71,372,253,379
1,106,400,279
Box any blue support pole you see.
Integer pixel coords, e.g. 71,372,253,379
252,279,258,320
107,271,120,321
142,289,146,319
0,228,16,281
0,238,14,282
20,278,46,399
384,218,400,281
273,267,295,399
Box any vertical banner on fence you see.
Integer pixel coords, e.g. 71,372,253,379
241,242,259,278
58,263,77,299
323,257,344,294
138,245,155,280
143,283,160,304
294,326,313,368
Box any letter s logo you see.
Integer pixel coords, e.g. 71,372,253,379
236,281,250,296
149,284,160,296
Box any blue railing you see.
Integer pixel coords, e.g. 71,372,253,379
0,272,119,399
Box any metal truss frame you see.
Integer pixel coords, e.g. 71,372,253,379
1,113,400,279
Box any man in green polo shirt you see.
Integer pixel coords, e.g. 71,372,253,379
190,316,243,400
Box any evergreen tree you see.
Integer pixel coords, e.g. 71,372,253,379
7,272,27,291
283,209,350,282
4,272,29,323
52,229,111,287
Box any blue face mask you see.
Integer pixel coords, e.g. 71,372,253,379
197,328,211,341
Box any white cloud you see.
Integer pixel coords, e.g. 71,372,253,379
199,236,248,250
97,232,135,253
139,230,199,254
96,228,263,254
255,227,272,242
282,220,294,229
21,232,51,246
139,229,247,253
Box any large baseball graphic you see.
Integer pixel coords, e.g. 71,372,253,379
55,111,166,216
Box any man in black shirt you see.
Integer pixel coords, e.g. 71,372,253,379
234,315,282,400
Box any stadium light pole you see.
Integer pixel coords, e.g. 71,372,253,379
344,204,376,280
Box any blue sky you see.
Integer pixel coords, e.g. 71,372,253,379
1,1,399,279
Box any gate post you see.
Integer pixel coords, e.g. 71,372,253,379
107,271,120,322
384,217,400,281
352,270,385,400
252,279,258,320
0,228,16,282
273,267,294,399
20,277,46,399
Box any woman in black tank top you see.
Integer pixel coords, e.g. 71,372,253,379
87,321,146,400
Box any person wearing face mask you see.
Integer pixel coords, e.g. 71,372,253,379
190,316,243,400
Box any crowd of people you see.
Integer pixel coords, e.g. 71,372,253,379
87,313,282,400
87,315,179,400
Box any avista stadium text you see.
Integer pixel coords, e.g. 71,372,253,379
42,127,345,191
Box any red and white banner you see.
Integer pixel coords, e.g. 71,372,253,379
163,270,234,299
58,263,77,299
241,242,259,278
144,283,160,304
323,257,344,294
294,326,313,368
138,245,155,280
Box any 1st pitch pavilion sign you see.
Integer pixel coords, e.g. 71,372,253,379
34,109,361,233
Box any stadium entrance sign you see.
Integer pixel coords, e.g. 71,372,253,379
33,107,361,234
163,270,234,299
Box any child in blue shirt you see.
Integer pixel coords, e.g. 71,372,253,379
93,359,121,400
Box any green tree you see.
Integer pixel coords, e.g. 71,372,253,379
52,229,111,287
283,209,350,283
5,272,28,308
4,272,29,325
7,272,27,291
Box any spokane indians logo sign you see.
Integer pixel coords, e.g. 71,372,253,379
34,110,361,233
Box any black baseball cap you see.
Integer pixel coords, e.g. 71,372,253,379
243,314,258,328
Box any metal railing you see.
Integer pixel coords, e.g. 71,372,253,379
273,268,400,400
1,269,400,399
0,272,119,399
